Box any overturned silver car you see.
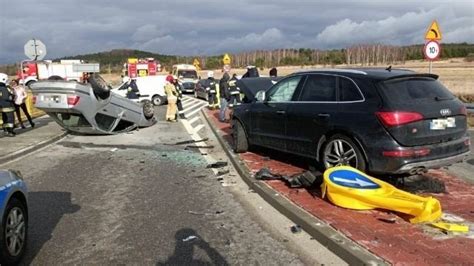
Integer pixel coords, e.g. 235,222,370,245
30,74,156,134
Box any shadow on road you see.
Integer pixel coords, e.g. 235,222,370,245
20,191,80,265
156,228,228,266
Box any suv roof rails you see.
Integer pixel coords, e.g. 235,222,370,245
295,69,368,75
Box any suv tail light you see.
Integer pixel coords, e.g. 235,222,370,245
383,148,430,158
460,106,467,116
32,96,37,104
67,95,80,106
376,111,423,127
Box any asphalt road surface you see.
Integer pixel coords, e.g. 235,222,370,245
2,106,344,265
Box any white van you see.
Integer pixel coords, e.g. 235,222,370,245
172,64,199,93
113,75,167,105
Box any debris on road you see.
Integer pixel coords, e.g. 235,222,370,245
322,166,442,224
110,148,118,152
185,145,215,150
174,138,209,145
254,167,319,188
216,170,230,176
378,217,397,224
182,235,198,242
290,225,302,234
430,222,469,233
207,161,228,168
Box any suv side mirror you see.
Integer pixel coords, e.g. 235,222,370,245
255,90,266,102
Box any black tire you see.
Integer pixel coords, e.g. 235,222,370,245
232,120,249,153
0,198,28,265
142,100,154,120
322,134,366,172
88,73,111,100
25,80,36,88
47,75,64,80
152,95,164,106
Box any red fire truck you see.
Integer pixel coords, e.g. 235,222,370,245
123,58,161,78
17,60,100,86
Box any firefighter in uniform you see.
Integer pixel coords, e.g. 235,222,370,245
126,78,140,99
228,73,241,108
0,73,16,137
205,71,218,109
174,77,186,120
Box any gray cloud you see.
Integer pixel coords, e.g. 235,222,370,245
0,0,473,63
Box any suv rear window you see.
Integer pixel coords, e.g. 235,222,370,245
379,77,454,103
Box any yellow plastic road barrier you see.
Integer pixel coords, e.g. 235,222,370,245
431,222,469,233
322,166,442,223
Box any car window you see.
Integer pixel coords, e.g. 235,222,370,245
380,78,454,103
95,113,116,131
268,76,302,102
339,77,363,102
299,75,336,102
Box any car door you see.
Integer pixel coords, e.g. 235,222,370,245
250,75,303,151
286,74,338,156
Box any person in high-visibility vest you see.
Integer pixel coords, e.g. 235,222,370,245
0,73,16,137
164,75,178,122
205,71,218,109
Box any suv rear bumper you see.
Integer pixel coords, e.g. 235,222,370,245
394,151,470,174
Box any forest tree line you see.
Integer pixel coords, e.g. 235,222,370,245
1,43,473,75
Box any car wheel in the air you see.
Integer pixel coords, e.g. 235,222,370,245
152,95,164,106
142,100,155,120
232,120,249,153
88,73,111,100
0,198,28,265
322,134,366,172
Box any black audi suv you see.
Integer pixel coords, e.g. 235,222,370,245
231,69,470,175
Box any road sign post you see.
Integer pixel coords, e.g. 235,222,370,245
24,39,47,61
424,21,442,74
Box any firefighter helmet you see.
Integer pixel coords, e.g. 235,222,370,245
0,73,8,85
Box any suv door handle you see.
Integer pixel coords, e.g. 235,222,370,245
276,110,286,115
318,113,330,118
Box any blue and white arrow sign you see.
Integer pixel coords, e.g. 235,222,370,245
329,170,380,189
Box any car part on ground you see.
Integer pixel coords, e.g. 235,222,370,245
0,170,28,265
232,68,470,175
322,166,442,223
30,74,156,135
254,167,319,188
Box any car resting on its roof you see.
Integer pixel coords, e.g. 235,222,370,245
30,74,156,135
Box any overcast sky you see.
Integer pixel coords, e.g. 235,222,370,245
0,0,473,63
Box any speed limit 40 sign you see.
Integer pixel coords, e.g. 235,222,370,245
424,40,441,60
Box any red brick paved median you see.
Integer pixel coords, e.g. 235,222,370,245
205,109,474,265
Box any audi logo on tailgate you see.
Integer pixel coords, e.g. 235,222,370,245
440,109,452,116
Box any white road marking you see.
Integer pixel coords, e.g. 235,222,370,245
183,102,205,113
187,106,206,118
193,124,205,134
181,97,193,103
188,116,199,125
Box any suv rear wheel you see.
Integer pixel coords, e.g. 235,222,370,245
323,134,366,172
232,120,248,153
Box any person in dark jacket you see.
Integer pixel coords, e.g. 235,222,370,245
228,73,241,108
269,67,277,77
242,66,259,78
205,71,218,109
126,78,140,99
0,73,16,137
218,72,231,122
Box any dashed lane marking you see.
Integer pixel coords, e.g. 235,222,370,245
188,116,200,125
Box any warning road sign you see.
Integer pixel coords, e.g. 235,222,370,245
425,20,442,40
222,54,231,65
